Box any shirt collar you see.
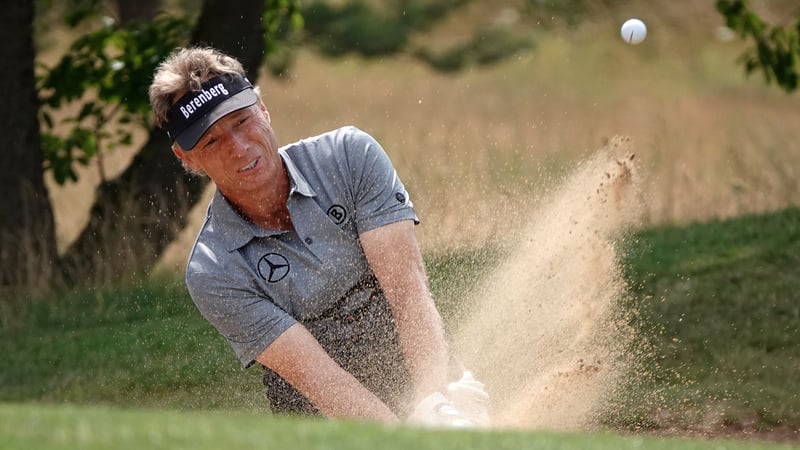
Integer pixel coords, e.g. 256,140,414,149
209,149,316,252
279,148,315,197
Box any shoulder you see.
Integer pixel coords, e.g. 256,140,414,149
184,208,239,289
280,127,387,186
309,125,373,144
283,126,377,158
186,222,225,283
184,228,259,310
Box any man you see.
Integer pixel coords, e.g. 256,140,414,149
148,47,488,425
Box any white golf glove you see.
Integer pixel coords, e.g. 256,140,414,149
407,371,491,429
407,391,474,428
446,370,491,428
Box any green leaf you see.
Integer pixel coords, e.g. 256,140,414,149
716,0,799,92
77,102,97,122
39,3,304,183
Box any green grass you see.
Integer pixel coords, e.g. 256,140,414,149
0,278,266,411
1,207,799,444
615,207,800,432
1,402,796,450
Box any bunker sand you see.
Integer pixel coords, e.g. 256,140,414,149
453,136,643,430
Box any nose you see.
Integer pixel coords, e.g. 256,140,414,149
224,130,250,157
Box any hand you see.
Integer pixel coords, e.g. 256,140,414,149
407,391,475,428
406,371,491,429
446,371,491,428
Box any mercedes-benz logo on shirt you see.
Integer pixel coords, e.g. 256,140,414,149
258,253,290,283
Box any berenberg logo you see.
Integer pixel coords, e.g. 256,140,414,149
179,83,230,119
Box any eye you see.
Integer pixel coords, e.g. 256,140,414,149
236,116,249,126
202,136,218,149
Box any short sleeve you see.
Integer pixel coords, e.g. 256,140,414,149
186,244,297,368
343,128,419,233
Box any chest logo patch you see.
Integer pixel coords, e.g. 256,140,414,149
258,253,290,283
327,204,347,225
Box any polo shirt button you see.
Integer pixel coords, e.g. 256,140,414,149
305,237,313,245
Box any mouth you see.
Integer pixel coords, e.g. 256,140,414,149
238,157,259,173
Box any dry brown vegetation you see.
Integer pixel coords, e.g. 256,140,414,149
42,0,800,272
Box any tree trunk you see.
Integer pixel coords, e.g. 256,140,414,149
59,0,267,285
0,0,59,296
191,0,268,77
117,0,159,24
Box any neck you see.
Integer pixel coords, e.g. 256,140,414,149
244,201,294,230
223,168,293,231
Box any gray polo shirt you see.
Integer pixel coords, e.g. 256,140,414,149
185,126,419,368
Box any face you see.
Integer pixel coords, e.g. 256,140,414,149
172,101,284,202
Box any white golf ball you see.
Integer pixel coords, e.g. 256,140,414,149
620,18,647,45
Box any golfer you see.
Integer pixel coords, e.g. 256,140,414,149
148,47,488,425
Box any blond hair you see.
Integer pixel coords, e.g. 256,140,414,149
149,47,246,128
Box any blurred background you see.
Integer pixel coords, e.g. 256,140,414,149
20,0,797,282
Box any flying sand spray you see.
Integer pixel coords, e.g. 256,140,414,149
452,136,643,430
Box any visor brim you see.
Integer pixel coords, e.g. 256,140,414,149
174,88,259,150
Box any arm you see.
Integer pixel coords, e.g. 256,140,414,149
359,219,450,404
255,323,399,423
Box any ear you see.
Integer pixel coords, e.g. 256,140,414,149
258,99,271,123
172,144,201,172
